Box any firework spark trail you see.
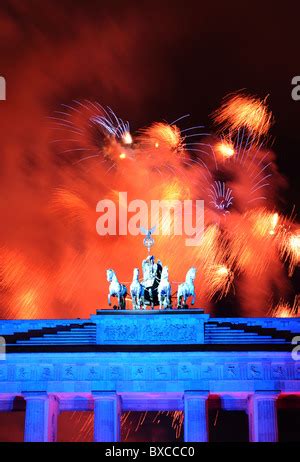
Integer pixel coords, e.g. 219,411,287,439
212,93,273,145
208,181,234,212
120,411,183,441
50,101,135,169
269,295,299,318
61,410,184,442
91,106,132,145
279,228,300,276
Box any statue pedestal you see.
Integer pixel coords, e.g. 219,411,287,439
91,309,209,345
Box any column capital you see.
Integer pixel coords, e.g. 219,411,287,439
92,391,119,401
249,391,280,401
184,391,209,400
23,392,49,400
23,392,60,401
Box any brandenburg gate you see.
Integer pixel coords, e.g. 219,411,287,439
0,309,299,442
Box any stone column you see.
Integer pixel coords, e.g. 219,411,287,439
24,393,59,442
184,391,209,442
93,392,121,442
248,392,279,442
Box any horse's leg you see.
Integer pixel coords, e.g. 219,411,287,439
163,295,167,310
161,291,165,310
138,292,143,310
184,294,188,309
108,293,111,306
167,287,171,309
141,288,146,310
178,290,184,309
158,291,162,310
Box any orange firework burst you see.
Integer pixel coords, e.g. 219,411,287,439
279,229,300,276
192,225,235,301
0,248,54,318
206,264,234,300
227,209,281,278
213,93,273,142
269,295,299,318
139,122,183,152
215,139,235,160
251,209,280,238
50,188,90,223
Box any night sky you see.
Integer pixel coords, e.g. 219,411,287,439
1,0,300,189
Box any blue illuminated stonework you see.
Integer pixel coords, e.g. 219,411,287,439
0,309,299,442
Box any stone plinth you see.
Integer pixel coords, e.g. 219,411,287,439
91,309,208,345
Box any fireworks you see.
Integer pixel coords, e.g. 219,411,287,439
121,411,184,441
280,229,300,276
206,264,234,300
189,95,276,219
208,181,234,212
270,295,299,318
0,92,299,319
213,93,273,143
50,101,134,169
91,106,133,146
215,139,235,159
251,209,280,238
139,122,183,152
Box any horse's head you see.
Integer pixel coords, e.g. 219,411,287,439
161,266,169,279
106,269,114,282
133,267,139,279
187,267,196,281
